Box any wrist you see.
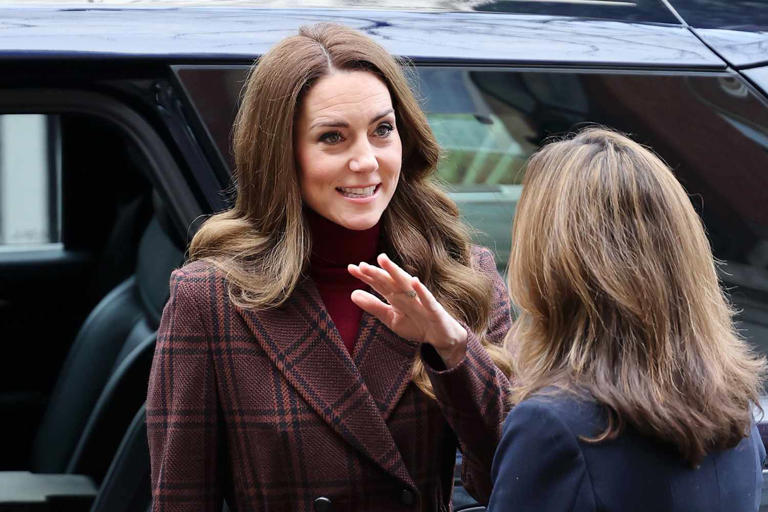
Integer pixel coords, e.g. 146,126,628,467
431,324,468,369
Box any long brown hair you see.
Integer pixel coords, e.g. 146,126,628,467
189,23,511,396
506,127,765,465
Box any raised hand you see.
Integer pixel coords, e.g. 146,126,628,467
348,253,468,368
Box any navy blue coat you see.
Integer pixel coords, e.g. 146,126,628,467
488,394,765,512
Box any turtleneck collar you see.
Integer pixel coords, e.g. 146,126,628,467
306,208,381,269
305,207,381,354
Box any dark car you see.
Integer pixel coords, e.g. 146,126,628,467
0,1,767,510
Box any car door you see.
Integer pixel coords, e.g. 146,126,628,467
0,62,213,475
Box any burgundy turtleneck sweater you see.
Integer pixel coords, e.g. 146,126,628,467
306,209,380,354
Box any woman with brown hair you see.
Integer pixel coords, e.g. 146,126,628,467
489,127,765,511
147,23,512,512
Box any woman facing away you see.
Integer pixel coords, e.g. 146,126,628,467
147,23,513,512
489,128,766,512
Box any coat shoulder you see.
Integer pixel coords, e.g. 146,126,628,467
521,392,606,440
503,396,579,442
167,259,228,305
173,258,219,278
171,259,227,284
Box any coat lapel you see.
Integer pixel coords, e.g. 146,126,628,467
352,311,420,421
234,278,417,489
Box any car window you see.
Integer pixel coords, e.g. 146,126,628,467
0,114,61,249
421,68,768,365
176,65,768,364
174,66,246,174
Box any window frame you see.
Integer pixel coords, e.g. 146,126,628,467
0,88,205,257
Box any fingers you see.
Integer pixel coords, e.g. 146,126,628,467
348,262,397,298
350,289,393,324
377,253,416,292
412,276,441,313
349,254,436,314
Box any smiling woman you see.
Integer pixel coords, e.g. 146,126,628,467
147,22,513,512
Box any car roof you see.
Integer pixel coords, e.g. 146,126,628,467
666,0,767,30
0,0,683,21
0,5,724,69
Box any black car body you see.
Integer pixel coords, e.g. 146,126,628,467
0,1,766,510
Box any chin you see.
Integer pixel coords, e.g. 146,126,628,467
338,212,382,231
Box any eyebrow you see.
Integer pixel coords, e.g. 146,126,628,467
309,108,394,130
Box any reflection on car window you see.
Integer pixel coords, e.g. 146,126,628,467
0,114,61,249
429,113,529,185
179,65,768,368
425,68,768,369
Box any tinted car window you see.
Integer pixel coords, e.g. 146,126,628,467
439,69,768,366
174,66,246,175
177,65,768,364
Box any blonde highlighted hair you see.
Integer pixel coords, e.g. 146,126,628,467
188,23,511,396
506,127,765,465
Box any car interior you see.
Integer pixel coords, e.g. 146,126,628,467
0,110,185,510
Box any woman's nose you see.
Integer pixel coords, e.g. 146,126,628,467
348,140,378,172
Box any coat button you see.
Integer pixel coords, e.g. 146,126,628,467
314,496,332,512
399,488,416,506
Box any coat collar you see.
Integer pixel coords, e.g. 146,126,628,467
235,277,419,489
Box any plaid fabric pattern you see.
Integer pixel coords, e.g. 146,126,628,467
147,247,511,512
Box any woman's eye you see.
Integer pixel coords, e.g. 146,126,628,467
374,123,394,137
319,131,343,144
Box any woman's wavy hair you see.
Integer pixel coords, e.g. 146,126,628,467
189,23,511,396
506,126,765,465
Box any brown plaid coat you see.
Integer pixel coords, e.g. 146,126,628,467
147,247,511,512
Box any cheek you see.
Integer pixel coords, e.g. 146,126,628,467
299,151,342,195
383,144,403,185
